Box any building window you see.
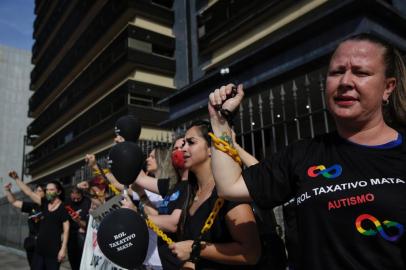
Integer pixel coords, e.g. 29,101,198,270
128,94,154,107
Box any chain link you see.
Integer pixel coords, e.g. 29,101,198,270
145,217,174,245
208,132,242,166
93,168,111,176
143,198,224,245
200,198,224,234
108,184,120,195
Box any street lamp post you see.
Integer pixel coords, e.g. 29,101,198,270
21,135,27,182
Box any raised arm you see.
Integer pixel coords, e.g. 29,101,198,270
208,84,252,200
8,171,42,205
3,183,23,209
85,154,125,191
86,154,161,194
170,203,261,265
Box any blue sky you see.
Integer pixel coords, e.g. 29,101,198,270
0,0,34,51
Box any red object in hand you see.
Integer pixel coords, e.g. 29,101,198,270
65,205,79,219
171,150,185,170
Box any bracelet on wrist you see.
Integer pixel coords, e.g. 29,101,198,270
189,240,203,263
138,201,146,218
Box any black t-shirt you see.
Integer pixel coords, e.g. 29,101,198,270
183,188,253,270
21,201,42,236
243,131,406,270
36,198,70,257
65,196,91,234
157,179,190,270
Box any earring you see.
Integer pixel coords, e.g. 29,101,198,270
382,99,389,106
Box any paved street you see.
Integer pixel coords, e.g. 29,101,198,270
0,245,71,270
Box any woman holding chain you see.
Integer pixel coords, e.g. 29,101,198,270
207,33,406,269
167,121,261,270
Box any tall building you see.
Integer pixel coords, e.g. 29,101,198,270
0,45,32,197
0,45,32,248
27,0,176,185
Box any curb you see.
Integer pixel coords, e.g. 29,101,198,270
0,244,71,269
0,244,25,257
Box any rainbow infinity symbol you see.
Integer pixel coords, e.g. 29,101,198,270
356,214,404,242
307,164,342,179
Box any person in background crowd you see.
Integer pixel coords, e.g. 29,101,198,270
87,175,110,208
145,145,181,190
9,171,69,270
3,179,45,268
145,148,158,177
65,187,91,270
207,33,406,269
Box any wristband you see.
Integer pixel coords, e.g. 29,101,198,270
189,240,202,263
138,201,146,218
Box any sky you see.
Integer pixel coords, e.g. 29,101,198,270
0,0,35,51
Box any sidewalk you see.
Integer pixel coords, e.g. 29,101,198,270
0,245,71,269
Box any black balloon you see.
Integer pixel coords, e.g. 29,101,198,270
115,115,141,143
108,141,144,186
97,208,149,269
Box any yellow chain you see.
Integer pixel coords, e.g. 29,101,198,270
93,168,111,176
92,168,120,195
143,198,224,245
208,132,242,166
108,184,120,195
145,217,174,245
200,198,224,234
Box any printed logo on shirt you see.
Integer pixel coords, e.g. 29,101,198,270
159,190,181,214
169,190,180,201
355,213,404,242
307,164,342,179
28,209,43,223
